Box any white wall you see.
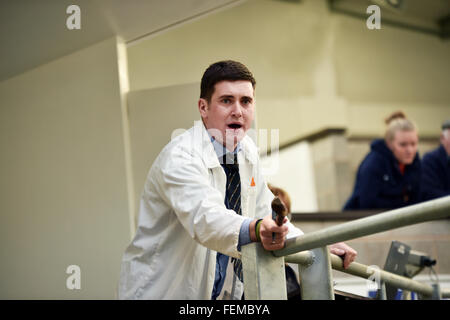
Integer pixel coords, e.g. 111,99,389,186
127,82,201,224
260,142,318,212
0,37,131,299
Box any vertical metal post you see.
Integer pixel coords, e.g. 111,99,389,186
298,246,334,300
377,281,387,300
431,284,442,300
241,243,287,300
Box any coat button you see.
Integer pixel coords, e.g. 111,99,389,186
383,174,389,181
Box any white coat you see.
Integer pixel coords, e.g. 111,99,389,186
118,121,303,299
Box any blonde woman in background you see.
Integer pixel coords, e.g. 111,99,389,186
344,111,421,210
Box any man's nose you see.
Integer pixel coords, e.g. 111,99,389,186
231,102,243,117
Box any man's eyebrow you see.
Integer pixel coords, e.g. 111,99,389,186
218,94,254,101
218,94,235,99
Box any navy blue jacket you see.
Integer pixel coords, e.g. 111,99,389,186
343,139,421,210
421,145,450,201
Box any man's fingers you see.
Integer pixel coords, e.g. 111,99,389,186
342,250,357,269
261,233,285,243
330,248,345,256
260,224,288,236
329,242,358,269
261,238,285,250
345,251,357,268
259,214,289,250
260,231,286,250
261,230,287,239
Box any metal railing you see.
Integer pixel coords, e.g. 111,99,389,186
286,251,450,299
241,196,450,300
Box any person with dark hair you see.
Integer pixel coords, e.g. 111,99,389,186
421,120,450,201
119,60,356,300
343,111,422,210
200,60,256,102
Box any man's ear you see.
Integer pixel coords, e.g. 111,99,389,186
198,98,208,118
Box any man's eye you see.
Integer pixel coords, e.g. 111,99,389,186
222,98,231,104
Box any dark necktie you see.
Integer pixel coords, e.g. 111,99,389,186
221,153,243,282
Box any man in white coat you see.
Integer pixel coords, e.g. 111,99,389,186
118,60,357,300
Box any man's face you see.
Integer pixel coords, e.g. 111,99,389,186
199,80,255,151
441,129,450,156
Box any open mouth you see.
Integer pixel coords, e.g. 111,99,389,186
227,123,242,129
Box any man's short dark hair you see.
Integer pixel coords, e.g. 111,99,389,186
200,60,256,102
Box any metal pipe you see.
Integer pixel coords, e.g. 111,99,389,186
378,281,387,300
284,251,314,266
330,254,434,297
274,196,450,257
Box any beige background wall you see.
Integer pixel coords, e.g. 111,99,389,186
127,82,201,223
0,37,131,299
261,141,318,212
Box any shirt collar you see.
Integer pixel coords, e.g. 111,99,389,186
209,133,241,159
